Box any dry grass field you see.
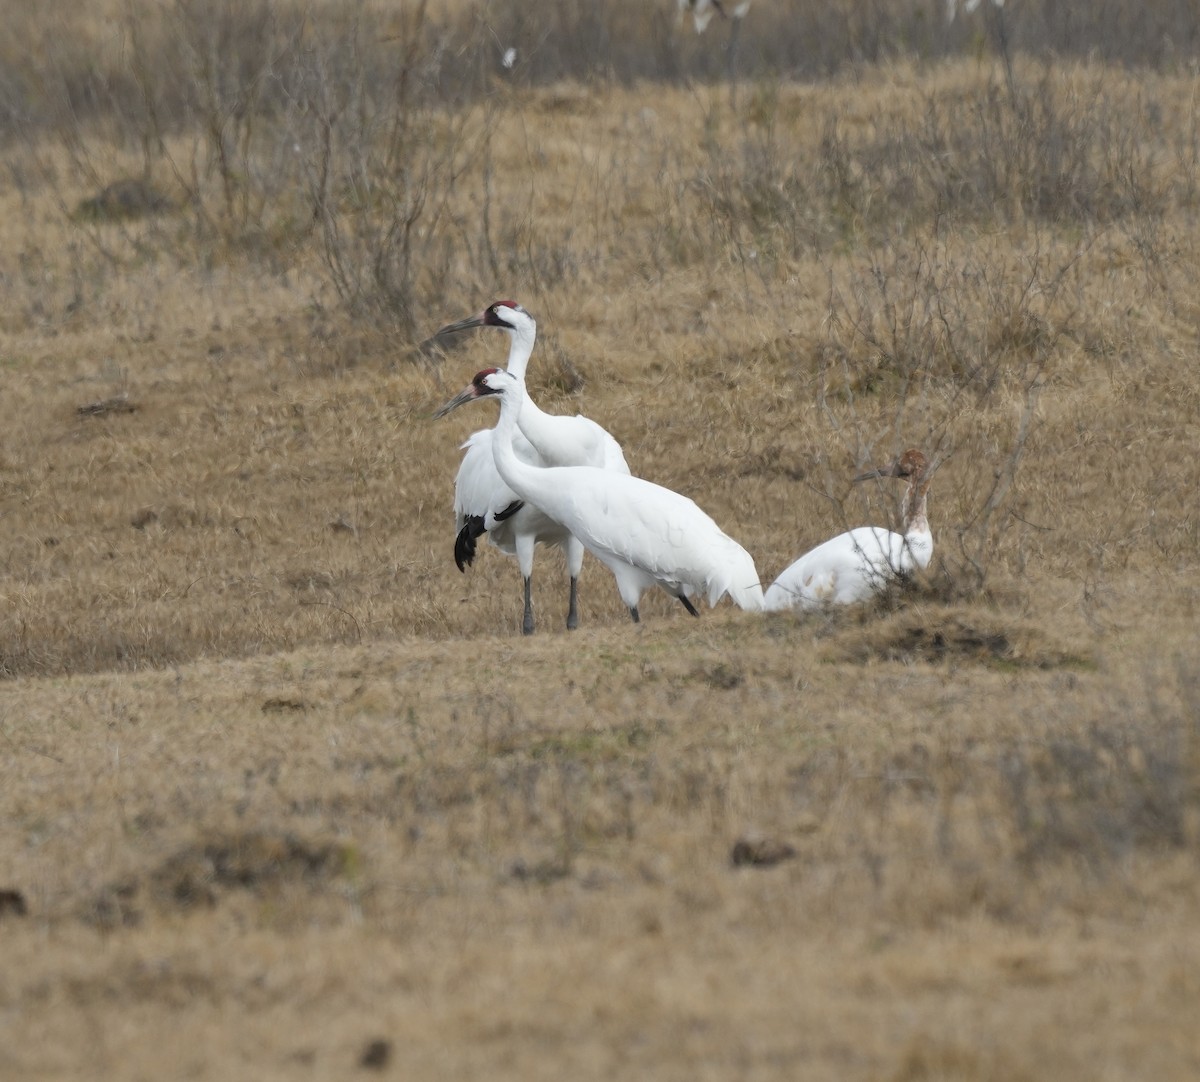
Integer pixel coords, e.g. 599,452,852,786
1,2,1199,1078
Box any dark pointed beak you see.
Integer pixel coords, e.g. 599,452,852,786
853,461,901,483
432,384,480,419
435,312,486,337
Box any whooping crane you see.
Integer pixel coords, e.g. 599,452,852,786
764,449,936,611
433,301,629,634
466,367,765,622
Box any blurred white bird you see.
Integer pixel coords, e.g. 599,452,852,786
462,367,764,622
764,449,936,611
677,0,751,33
947,0,1004,22
434,302,629,634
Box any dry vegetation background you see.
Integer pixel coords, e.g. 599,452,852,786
1,1,1199,1078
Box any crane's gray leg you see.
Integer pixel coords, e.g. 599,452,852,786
566,577,579,630
629,606,640,624
522,577,535,636
678,595,700,618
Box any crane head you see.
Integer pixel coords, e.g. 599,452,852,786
432,367,513,418
436,300,533,338
853,448,930,483
894,448,929,479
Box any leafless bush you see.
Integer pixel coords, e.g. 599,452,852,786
805,227,1088,593
3,1,1191,329
5,1,1199,149
5,1,510,332
290,7,498,333
698,66,1181,268
456,0,1200,87
690,63,1181,602
885,73,1174,226
10,2,314,235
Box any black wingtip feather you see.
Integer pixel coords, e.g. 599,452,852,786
455,516,487,572
493,499,524,522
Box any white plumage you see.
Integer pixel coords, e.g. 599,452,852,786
433,301,629,634
471,367,764,622
764,449,935,612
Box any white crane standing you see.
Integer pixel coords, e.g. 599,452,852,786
764,449,936,611
433,301,630,634
461,367,764,622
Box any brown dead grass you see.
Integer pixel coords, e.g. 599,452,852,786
1,28,1199,1082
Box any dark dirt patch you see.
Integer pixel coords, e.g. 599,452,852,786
77,393,138,418
826,608,1092,670
262,697,309,713
74,178,175,222
359,1038,392,1069
84,830,349,928
695,661,744,690
731,833,797,868
0,888,28,919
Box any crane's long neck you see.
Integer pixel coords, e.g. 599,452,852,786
513,393,558,454
490,382,540,504
903,477,930,538
502,324,536,381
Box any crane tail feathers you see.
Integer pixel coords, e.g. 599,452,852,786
731,583,766,612
708,550,766,612
454,515,488,572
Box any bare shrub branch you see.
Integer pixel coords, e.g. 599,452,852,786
811,224,1093,595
